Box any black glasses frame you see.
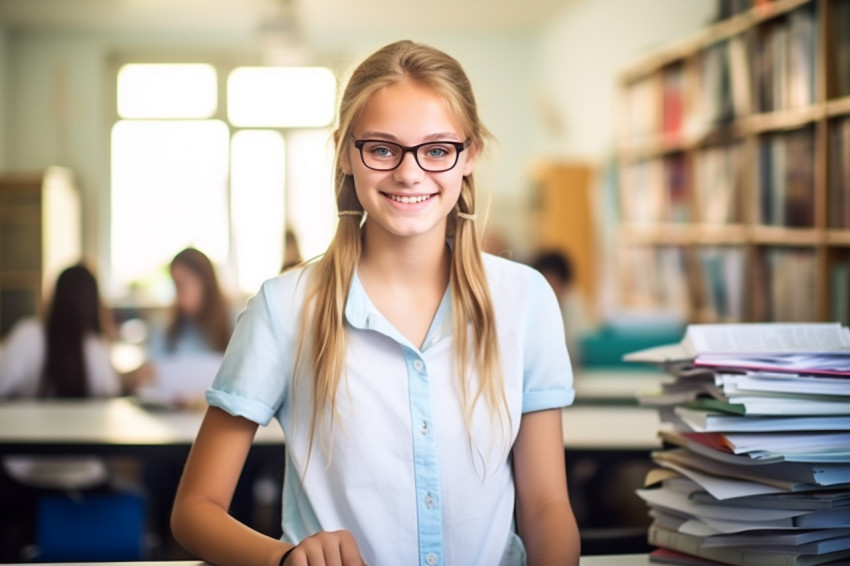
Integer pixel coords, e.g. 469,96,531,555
350,135,471,172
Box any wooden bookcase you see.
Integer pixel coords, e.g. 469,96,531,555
0,167,81,338
527,160,597,320
615,0,850,324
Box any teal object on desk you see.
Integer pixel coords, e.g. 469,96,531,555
581,322,685,369
35,492,146,561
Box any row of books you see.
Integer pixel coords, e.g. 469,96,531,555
627,322,850,565
618,245,821,324
753,247,817,323
621,147,744,226
836,0,850,98
829,116,850,230
757,126,815,228
755,3,817,113
618,246,747,323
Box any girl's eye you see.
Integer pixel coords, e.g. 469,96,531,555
423,145,451,159
367,143,399,159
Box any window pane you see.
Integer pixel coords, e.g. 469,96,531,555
111,120,229,302
118,64,217,119
228,67,336,127
286,129,336,260
231,130,285,294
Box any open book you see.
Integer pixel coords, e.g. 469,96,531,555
623,323,850,366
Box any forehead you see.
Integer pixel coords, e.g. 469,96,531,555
355,81,465,139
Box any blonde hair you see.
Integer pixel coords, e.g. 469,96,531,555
297,40,508,461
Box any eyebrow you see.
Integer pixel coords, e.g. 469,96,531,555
356,131,463,142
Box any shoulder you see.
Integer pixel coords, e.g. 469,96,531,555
256,264,313,310
5,317,43,344
482,253,548,297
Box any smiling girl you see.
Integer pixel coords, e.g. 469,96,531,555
170,40,580,566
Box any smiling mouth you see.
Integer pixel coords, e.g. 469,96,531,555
384,193,433,204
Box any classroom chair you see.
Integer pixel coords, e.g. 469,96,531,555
33,491,147,561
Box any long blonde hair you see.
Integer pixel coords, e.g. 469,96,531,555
298,40,508,458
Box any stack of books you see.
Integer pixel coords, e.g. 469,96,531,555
625,322,850,565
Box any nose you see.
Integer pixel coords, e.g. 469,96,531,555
393,150,424,183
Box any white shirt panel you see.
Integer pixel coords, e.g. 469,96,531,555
207,253,574,566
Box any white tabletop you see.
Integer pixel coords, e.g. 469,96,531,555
0,397,662,454
0,398,283,453
573,368,669,403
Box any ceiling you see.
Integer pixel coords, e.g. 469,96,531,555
0,0,573,36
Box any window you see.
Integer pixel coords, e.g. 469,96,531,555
111,62,337,303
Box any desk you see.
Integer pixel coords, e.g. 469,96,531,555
0,398,283,457
4,555,654,565
0,398,662,455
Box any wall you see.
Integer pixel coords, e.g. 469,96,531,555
535,0,716,161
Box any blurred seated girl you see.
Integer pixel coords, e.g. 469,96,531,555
0,263,121,559
129,247,233,406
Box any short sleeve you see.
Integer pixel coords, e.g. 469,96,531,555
205,275,301,425
521,270,575,413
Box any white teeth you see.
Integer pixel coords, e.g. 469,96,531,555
388,194,431,204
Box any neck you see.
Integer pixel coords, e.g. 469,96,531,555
359,226,450,289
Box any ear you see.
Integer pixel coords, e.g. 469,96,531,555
461,143,478,176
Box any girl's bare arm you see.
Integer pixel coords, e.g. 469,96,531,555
171,406,289,566
513,408,581,566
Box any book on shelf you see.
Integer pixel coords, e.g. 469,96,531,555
694,143,743,225
756,249,817,322
697,247,745,322
836,0,850,98
831,260,850,326
758,128,815,228
755,4,817,113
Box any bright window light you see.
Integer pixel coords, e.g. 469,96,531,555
111,120,229,302
227,67,336,127
285,129,336,261
117,63,217,119
231,130,286,294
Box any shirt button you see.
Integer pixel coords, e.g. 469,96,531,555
424,492,434,508
413,360,424,371
425,553,438,565
421,421,429,435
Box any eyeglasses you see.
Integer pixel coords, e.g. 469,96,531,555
350,135,470,173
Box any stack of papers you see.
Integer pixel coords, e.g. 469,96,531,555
626,323,850,566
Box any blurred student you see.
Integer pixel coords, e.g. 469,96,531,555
127,247,232,404
0,263,121,559
532,249,588,369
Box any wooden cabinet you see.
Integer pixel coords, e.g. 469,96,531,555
528,161,597,318
0,167,81,337
615,0,850,323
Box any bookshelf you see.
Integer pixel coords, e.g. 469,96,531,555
615,0,850,324
0,167,81,338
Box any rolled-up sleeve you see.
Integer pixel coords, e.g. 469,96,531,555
521,271,575,413
206,274,301,425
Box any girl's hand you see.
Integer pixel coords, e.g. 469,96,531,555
282,530,367,566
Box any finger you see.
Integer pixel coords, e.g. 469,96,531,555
335,530,366,566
